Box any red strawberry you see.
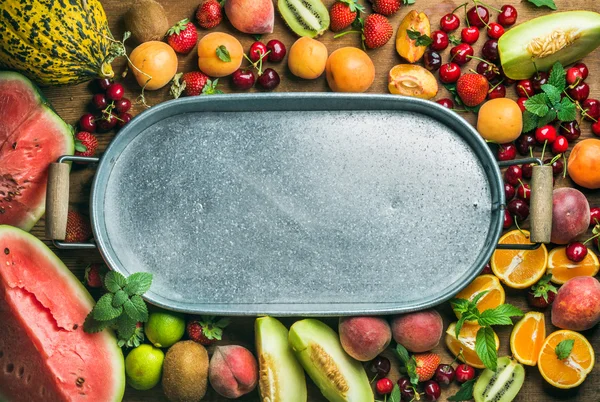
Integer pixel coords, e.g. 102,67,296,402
83,263,107,288
362,13,393,49
372,0,401,16
456,73,489,107
65,211,92,243
196,0,223,29
527,274,558,308
414,353,441,382
186,316,230,345
167,19,198,54
183,72,209,96
330,0,364,32
74,131,98,157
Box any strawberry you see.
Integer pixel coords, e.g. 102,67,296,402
362,13,393,49
414,353,441,382
372,0,401,16
167,19,198,54
330,0,364,32
83,263,107,288
65,210,92,243
183,72,209,96
186,316,230,345
456,73,489,107
527,274,558,309
74,131,98,157
196,0,223,29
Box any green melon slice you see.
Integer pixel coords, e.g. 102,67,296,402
499,11,600,80
0,71,74,231
0,225,125,401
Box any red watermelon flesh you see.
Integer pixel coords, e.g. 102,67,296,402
0,72,74,231
0,225,125,402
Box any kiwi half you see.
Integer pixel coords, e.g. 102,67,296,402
278,0,330,38
474,356,525,402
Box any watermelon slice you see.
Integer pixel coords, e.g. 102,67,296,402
0,225,125,401
0,72,74,231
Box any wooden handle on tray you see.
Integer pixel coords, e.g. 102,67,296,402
45,163,70,240
529,165,553,244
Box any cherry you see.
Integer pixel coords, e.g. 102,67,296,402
105,83,124,101
249,41,268,63
567,82,590,102
232,68,256,90
488,84,506,100
257,68,280,90
573,62,589,80
532,72,549,93
461,27,479,44
482,39,499,62
455,364,476,383
450,43,474,65
544,157,564,176
376,378,394,395
559,121,581,141
434,364,455,385
436,98,454,109
97,112,117,132
95,78,112,92
498,5,518,26
590,207,600,226
476,61,500,82
504,165,522,186
431,30,450,51
582,98,600,121
439,63,461,83
79,113,97,133
516,133,536,154
566,242,587,262
467,5,489,28
497,142,516,161
482,262,493,274
424,49,442,72
92,93,108,110
398,377,410,389
440,13,460,32
117,112,132,129
517,183,531,203
487,23,505,39
593,121,600,137
552,135,569,154
504,183,516,201
522,163,534,179
503,208,513,229
424,381,441,401
508,198,530,221
266,39,286,62
516,79,534,97
516,97,527,113
366,355,391,380
566,67,584,86
114,98,131,113
400,385,415,401
535,125,557,144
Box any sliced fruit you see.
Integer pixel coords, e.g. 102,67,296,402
491,230,548,289
454,274,505,319
255,317,307,402
510,312,546,366
473,356,525,402
277,0,330,38
288,319,373,402
388,64,438,99
445,322,499,369
547,246,600,284
396,10,431,63
499,11,600,79
538,330,595,389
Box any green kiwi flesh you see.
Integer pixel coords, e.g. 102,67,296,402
277,0,330,38
473,356,525,402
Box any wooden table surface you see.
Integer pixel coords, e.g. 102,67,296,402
31,0,599,400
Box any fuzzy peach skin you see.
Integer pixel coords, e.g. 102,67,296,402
551,188,590,245
339,316,392,361
552,276,600,331
288,37,328,80
209,345,258,398
224,0,274,34
325,47,375,93
391,309,444,353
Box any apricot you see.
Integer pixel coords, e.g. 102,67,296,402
476,99,523,143
338,316,392,361
568,139,600,189
208,345,258,398
288,37,328,80
552,276,600,331
388,64,438,99
197,32,243,77
129,41,178,90
551,188,590,245
391,309,444,353
396,10,431,63
224,0,274,34
325,47,375,93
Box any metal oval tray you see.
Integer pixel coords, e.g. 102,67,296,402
91,93,504,316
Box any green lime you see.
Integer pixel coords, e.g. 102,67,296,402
125,344,164,391
145,310,186,348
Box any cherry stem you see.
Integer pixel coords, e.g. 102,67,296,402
474,0,502,14
562,90,596,122
488,79,505,93
514,216,526,237
541,140,547,161
452,2,469,15
562,153,567,178
583,232,600,245
467,54,497,67
333,30,360,39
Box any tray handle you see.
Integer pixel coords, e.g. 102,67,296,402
45,155,98,249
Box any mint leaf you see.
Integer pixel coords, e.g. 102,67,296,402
403,0,415,4
541,84,562,105
407,357,419,386
555,339,575,360
104,271,127,293
548,62,566,91
93,293,123,321
525,93,550,117
472,290,489,305
123,272,153,296
390,384,402,402
527,0,557,10
455,317,466,339
523,111,539,133
450,298,471,314
557,97,577,121
216,45,231,62
447,379,476,401
407,29,432,47
538,110,557,127
475,326,498,371
124,295,149,322
83,312,113,333
396,344,410,365
479,304,524,326
115,314,138,340
449,35,462,46
112,289,129,307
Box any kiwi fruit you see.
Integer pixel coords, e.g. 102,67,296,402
124,0,170,44
162,341,209,402
288,319,373,402
277,0,330,38
474,356,525,402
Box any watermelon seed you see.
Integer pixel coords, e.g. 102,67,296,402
17,367,24,378
3,248,8,255
11,142,16,150
73,324,78,330
5,363,14,374
26,374,31,384
76,377,85,387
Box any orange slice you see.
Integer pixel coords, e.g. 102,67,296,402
510,312,546,366
538,330,595,389
445,322,499,369
547,247,599,285
454,275,505,319
491,230,548,289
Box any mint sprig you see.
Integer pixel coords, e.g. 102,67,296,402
216,45,231,62
395,344,419,389
527,0,557,10
555,339,575,360
447,378,476,401
407,29,433,47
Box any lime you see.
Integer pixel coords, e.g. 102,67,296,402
145,310,186,348
125,344,164,391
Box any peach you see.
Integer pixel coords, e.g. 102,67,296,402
552,276,600,331
396,10,431,63
338,316,392,361
209,345,258,398
224,0,274,34
325,47,375,93
388,64,438,99
197,32,243,77
288,37,328,80
551,188,590,245
391,309,444,353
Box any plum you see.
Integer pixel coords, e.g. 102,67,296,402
551,188,590,244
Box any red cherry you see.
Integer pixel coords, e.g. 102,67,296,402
566,67,584,86
508,198,530,221
582,99,600,121
114,98,131,113
517,183,531,203
431,30,450,51
567,82,590,102
105,83,124,101
517,133,536,155
504,183,516,200
439,63,461,83
482,39,499,62
481,262,493,274
503,209,513,229
266,39,286,62
566,242,588,262
497,142,516,161
559,121,581,141
590,207,600,226
434,364,455,385
95,78,112,92
117,112,132,128
376,378,394,395
516,80,534,97
516,97,527,113
423,50,442,72
592,121,600,137
544,157,564,176
461,27,479,44
367,355,391,379
488,84,506,100
97,112,117,132
455,364,475,383
249,41,268,63
92,93,108,110
551,135,569,154
467,5,489,28
487,23,505,39
257,68,280,90
424,381,441,401
573,62,589,80
535,125,557,144
232,68,256,90
440,13,460,32
436,98,454,109
450,43,474,65
79,113,97,133
532,72,549,93
522,163,534,179
476,60,500,82
498,5,518,26
504,165,523,186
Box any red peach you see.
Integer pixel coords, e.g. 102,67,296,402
208,345,258,398
224,0,274,34
552,276,600,331
551,188,590,244
391,309,444,353
339,316,392,361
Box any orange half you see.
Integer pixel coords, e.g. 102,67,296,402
510,312,546,366
491,230,548,289
445,322,499,369
538,330,595,389
454,275,505,318
547,247,600,285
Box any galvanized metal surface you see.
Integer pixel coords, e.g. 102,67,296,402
90,93,504,315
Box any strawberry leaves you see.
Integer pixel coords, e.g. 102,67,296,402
530,274,558,303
